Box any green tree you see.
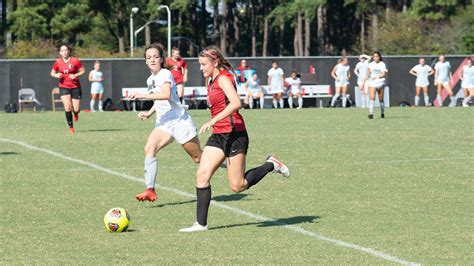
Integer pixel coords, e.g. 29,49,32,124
410,0,458,20
7,3,49,40
50,3,91,45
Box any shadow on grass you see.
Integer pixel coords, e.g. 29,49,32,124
85,129,125,132
0,152,20,156
383,116,411,119
209,215,321,231
149,193,251,208
124,229,139,233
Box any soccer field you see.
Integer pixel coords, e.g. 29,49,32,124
1,107,473,264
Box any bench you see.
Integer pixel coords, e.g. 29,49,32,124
121,87,150,111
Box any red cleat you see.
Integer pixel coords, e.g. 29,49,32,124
135,188,157,202
69,127,75,134
73,112,79,122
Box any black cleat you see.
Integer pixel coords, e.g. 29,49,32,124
381,113,385,118
368,114,374,119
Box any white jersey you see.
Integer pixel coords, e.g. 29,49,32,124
368,61,387,88
434,61,451,84
355,61,369,83
146,68,186,125
461,65,474,88
90,70,104,92
411,64,432,87
335,64,350,83
267,67,284,92
285,77,302,94
247,79,260,94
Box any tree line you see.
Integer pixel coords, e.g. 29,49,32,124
2,0,473,59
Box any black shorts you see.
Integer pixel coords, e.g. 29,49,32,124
59,87,82,99
206,130,249,157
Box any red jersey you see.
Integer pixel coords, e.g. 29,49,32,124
235,65,251,83
52,57,83,89
207,70,246,134
166,57,187,84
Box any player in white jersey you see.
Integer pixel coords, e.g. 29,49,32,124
284,70,303,109
434,54,455,107
330,57,351,108
127,43,202,202
459,58,474,107
267,61,285,108
245,73,264,109
409,58,434,106
354,54,371,108
367,52,388,119
88,61,104,112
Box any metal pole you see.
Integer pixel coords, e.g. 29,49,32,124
130,15,133,57
158,5,171,57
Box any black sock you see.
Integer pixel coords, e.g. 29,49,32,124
196,186,211,226
65,111,73,128
179,97,184,104
245,162,274,189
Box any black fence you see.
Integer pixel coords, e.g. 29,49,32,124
0,55,470,111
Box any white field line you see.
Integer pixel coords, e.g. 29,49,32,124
1,138,420,265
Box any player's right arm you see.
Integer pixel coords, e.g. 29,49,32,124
138,102,157,120
331,65,337,80
354,64,359,77
409,67,417,77
50,62,61,78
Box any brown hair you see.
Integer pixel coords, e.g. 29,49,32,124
144,42,166,69
199,46,235,75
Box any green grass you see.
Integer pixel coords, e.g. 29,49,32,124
1,107,473,264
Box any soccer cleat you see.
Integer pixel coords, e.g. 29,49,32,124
69,127,75,134
368,114,374,119
381,113,385,118
266,155,290,178
135,188,157,202
179,222,208,232
73,112,79,122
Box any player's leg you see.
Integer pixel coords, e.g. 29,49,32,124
60,91,74,131
341,85,348,108
257,92,264,109
463,88,473,107
272,92,278,108
358,82,366,108
248,93,254,109
436,83,443,106
98,92,104,112
296,92,303,109
90,93,97,111
277,92,284,108
71,88,82,122
181,136,202,163
444,83,456,107
331,86,342,107
415,86,421,106
422,86,429,106
135,128,174,202
288,93,294,108
378,87,385,118
368,86,376,119
177,84,184,104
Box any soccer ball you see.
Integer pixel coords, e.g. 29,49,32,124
104,207,130,233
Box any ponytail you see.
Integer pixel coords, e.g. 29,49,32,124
199,46,236,76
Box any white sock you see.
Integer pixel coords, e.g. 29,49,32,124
90,99,95,111
380,101,385,115
273,99,278,108
463,96,471,105
288,97,293,108
279,99,284,108
98,100,103,111
260,97,264,109
369,100,375,114
415,96,420,106
437,95,443,106
450,96,456,106
361,95,366,108
331,94,340,107
342,95,347,108
144,157,157,189
298,96,303,108
249,97,254,109
424,95,430,106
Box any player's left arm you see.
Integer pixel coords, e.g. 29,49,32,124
347,66,351,80
138,102,157,120
69,67,85,80
183,67,188,83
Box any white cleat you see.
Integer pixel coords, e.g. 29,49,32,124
266,155,290,178
179,222,208,232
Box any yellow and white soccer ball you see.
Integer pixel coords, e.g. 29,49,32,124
104,207,130,233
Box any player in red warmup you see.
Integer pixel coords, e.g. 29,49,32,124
179,46,290,232
165,47,188,104
50,45,85,133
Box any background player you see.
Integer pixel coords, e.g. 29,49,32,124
50,45,85,133
367,51,388,119
180,46,289,232
128,43,202,202
267,61,285,108
459,58,473,107
354,54,371,108
88,60,104,112
330,57,351,108
166,47,188,104
409,58,434,107
284,70,303,109
245,73,264,109
434,54,455,107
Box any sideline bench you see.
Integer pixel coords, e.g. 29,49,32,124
121,87,150,111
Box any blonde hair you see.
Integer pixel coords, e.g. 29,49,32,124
199,46,235,75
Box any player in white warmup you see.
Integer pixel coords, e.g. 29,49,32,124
330,57,351,108
284,70,303,109
127,43,202,202
245,73,264,109
409,58,434,107
354,54,371,108
267,61,285,108
88,61,105,112
434,55,455,107
367,52,388,119
459,58,474,107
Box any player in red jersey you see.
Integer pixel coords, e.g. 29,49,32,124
165,47,188,104
50,45,85,134
235,59,251,84
179,46,290,232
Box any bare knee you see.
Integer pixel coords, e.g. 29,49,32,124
230,184,245,193
144,144,156,157
196,168,211,187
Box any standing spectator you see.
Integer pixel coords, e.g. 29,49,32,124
434,54,455,107
459,58,474,107
166,47,188,104
88,61,105,112
245,73,264,109
354,54,371,108
284,70,303,109
330,57,351,108
50,45,85,134
409,58,434,107
235,59,251,84
267,61,285,108
367,51,388,119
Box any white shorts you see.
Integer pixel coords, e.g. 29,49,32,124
247,89,261,97
461,80,473,89
369,78,385,89
335,81,349,88
289,88,301,95
91,83,104,94
436,78,449,87
357,81,369,93
155,113,197,144
270,85,284,94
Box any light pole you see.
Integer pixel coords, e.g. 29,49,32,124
129,7,139,57
158,5,171,57
134,20,167,51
